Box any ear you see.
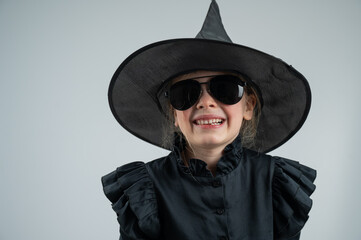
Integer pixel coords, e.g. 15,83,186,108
174,110,179,127
243,94,256,121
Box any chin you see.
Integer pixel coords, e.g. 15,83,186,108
194,136,229,148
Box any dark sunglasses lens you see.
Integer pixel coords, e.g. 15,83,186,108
170,80,200,110
210,75,244,105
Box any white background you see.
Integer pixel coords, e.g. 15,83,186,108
1,0,360,239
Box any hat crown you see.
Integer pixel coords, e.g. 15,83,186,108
195,0,232,43
108,0,311,153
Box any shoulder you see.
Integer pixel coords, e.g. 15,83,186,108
270,155,317,239
243,148,272,164
101,161,161,239
145,153,181,182
242,148,273,176
146,155,170,172
242,148,316,179
242,149,317,239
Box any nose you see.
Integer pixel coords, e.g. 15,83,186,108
196,84,217,109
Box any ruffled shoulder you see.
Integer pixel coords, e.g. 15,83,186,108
101,162,160,239
272,156,316,239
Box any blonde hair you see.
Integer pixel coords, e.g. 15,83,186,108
238,85,261,149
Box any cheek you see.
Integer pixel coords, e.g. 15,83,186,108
225,103,245,122
174,110,191,128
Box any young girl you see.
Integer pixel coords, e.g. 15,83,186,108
102,1,316,239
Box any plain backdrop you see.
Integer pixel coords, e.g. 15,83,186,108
1,0,360,239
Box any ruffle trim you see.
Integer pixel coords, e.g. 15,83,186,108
101,162,160,239
272,157,316,239
173,135,243,177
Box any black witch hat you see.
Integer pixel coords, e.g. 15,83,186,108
108,0,311,153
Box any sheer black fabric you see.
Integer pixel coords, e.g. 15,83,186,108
102,137,316,240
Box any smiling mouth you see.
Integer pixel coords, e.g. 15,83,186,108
194,118,224,126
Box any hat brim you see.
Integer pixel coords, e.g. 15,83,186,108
109,38,311,153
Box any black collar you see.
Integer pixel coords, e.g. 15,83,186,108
171,134,243,177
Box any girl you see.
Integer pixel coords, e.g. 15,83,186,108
102,1,316,239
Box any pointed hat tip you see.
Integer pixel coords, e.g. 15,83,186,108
195,0,232,43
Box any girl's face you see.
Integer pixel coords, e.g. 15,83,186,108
173,70,255,151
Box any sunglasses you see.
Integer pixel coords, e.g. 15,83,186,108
165,74,246,111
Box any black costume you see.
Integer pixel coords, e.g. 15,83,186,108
102,136,316,240
102,1,317,239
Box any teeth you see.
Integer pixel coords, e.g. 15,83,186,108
196,119,223,125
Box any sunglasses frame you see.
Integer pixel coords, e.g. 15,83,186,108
164,74,247,111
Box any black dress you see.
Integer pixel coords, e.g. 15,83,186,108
102,136,316,240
